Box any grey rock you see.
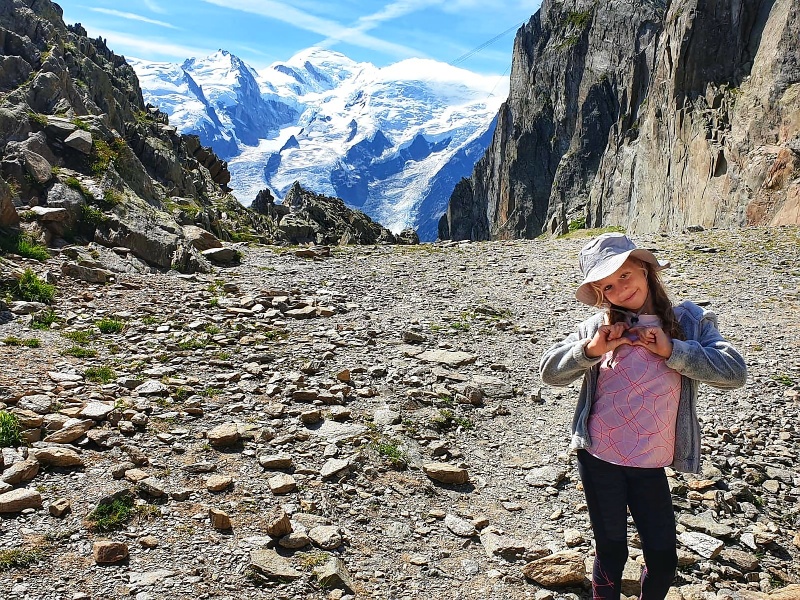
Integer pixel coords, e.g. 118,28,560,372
308,525,342,550
64,130,93,154
249,549,302,581
320,458,349,479
444,514,476,537
525,465,566,488
313,557,355,592
678,531,724,559
0,488,43,513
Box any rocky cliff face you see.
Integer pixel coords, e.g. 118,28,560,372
0,0,273,272
440,0,800,239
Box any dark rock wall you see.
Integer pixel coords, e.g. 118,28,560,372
441,0,800,239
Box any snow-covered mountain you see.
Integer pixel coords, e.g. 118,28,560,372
129,48,505,240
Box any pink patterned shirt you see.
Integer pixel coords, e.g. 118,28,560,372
587,315,681,468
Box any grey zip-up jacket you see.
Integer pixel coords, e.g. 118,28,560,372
539,301,747,473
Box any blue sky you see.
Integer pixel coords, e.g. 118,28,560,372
58,0,542,75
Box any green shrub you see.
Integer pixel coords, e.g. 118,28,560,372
177,338,208,350
71,117,90,131
0,547,42,571
0,411,22,447
86,495,134,532
81,204,107,226
565,9,592,29
0,233,50,261
13,269,55,303
431,409,473,431
84,365,115,383
96,317,124,334
375,439,408,469
65,177,96,202
102,189,123,207
91,139,118,174
568,216,586,232
16,237,50,261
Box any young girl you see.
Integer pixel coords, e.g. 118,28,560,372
539,233,746,599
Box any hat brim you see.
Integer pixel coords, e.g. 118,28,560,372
575,249,669,306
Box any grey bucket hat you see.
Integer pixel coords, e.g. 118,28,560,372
576,232,669,305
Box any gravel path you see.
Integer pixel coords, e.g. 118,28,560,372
0,226,798,600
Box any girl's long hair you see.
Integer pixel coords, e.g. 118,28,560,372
591,259,685,340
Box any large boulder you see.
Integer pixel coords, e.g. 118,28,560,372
182,225,221,251
93,199,181,269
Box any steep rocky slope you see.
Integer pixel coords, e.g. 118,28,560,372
440,0,800,240
0,0,404,282
0,0,275,272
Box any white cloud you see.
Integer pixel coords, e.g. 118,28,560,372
198,0,422,59
89,8,179,29
142,0,168,15
97,29,212,61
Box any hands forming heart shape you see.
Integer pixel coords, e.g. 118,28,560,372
585,322,673,359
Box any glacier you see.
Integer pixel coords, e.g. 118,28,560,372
129,48,506,241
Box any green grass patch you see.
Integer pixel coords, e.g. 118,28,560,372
90,139,121,175
30,309,59,329
177,337,208,350
0,547,43,571
374,439,408,469
263,329,288,341
81,204,108,226
84,365,115,383
557,225,625,239
299,551,329,570
64,177,96,202
565,9,592,29
15,237,50,261
10,269,55,303
431,409,473,431
567,216,586,232
772,374,795,386
62,345,97,358
26,110,48,127
0,233,50,261
102,189,124,207
62,330,93,344
86,495,134,532
2,336,40,348
0,411,22,447
96,317,125,334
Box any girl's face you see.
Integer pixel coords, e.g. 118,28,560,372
594,258,650,311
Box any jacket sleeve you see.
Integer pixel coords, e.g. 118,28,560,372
540,324,602,386
666,315,747,389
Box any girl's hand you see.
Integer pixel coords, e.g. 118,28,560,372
630,326,673,358
585,322,631,358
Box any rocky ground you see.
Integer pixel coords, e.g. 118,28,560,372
0,226,798,600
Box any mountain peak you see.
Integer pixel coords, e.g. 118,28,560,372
133,47,505,240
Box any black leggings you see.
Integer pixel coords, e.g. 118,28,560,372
577,450,678,600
